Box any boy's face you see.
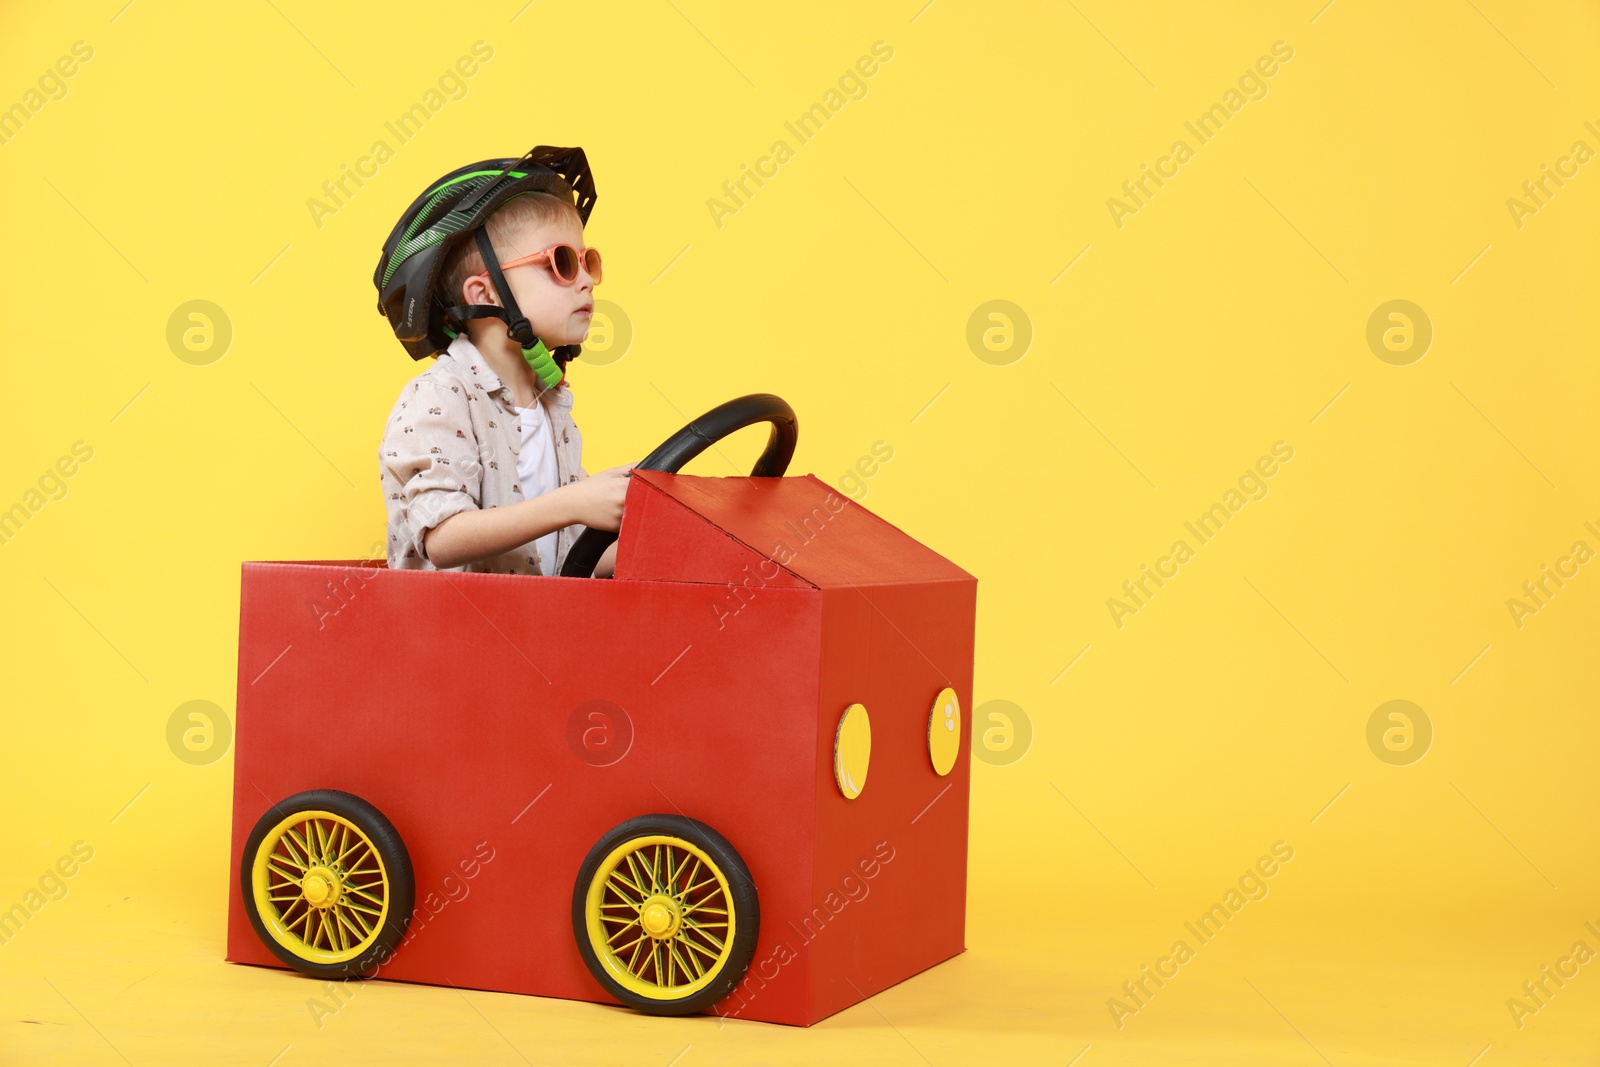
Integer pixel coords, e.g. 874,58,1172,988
462,215,596,348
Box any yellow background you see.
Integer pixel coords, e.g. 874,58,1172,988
3,1,1598,1063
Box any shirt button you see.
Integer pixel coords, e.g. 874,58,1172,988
562,431,569,443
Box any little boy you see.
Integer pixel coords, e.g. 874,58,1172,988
373,148,630,577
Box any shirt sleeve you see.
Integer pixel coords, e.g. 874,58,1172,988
380,378,483,564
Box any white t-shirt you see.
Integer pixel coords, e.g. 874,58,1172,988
514,385,580,573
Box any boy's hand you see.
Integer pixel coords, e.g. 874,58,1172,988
566,465,632,531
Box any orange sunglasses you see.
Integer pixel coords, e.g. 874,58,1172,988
482,243,602,286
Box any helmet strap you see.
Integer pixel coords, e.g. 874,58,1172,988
474,228,538,347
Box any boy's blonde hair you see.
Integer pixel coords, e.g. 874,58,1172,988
438,191,583,310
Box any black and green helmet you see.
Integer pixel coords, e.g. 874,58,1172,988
373,144,597,362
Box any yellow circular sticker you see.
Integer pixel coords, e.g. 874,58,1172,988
928,687,961,775
834,703,872,800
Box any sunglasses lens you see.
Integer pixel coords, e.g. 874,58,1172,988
550,245,578,282
583,248,602,283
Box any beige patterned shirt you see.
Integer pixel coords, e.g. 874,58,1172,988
379,335,588,576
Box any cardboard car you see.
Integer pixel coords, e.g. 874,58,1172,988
225,394,978,1025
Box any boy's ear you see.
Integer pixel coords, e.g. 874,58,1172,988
460,273,499,308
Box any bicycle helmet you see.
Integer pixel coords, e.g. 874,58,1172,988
373,144,597,365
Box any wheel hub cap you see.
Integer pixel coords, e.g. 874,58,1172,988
640,895,681,939
302,866,342,908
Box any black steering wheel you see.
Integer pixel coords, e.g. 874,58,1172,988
558,393,798,578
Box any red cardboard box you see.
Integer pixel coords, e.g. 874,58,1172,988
227,470,976,1025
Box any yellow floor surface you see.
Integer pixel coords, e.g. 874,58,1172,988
4,804,1597,1066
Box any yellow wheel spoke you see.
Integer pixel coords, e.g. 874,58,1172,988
611,929,647,954
333,835,367,869
682,899,726,916
343,883,386,908
661,844,678,890
682,913,728,927
679,935,722,963
631,850,654,896
606,921,642,946
272,844,309,873
318,910,336,952
604,870,643,908
668,848,694,891
326,822,345,867
680,873,720,897
678,940,704,985
624,936,647,974
267,859,304,884
330,909,353,948
315,909,333,951
317,911,335,952
668,939,699,982
675,858,702,898
284,827,314,867
343,838,377,870
329,908,349,951
604,870,643,902
340,903,374,939
624,844,649,895
662,941,681,986
289,825,313,870
334,908,366,947
339,908,356,951
684,925,726,953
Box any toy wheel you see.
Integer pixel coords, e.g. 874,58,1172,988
572,814,760,1015
240,789,415,980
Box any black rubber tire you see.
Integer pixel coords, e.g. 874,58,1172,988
572,814,760,1015
240,789,415,980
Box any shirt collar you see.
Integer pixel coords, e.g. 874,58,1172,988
445,333,510,397
445,332,571,407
